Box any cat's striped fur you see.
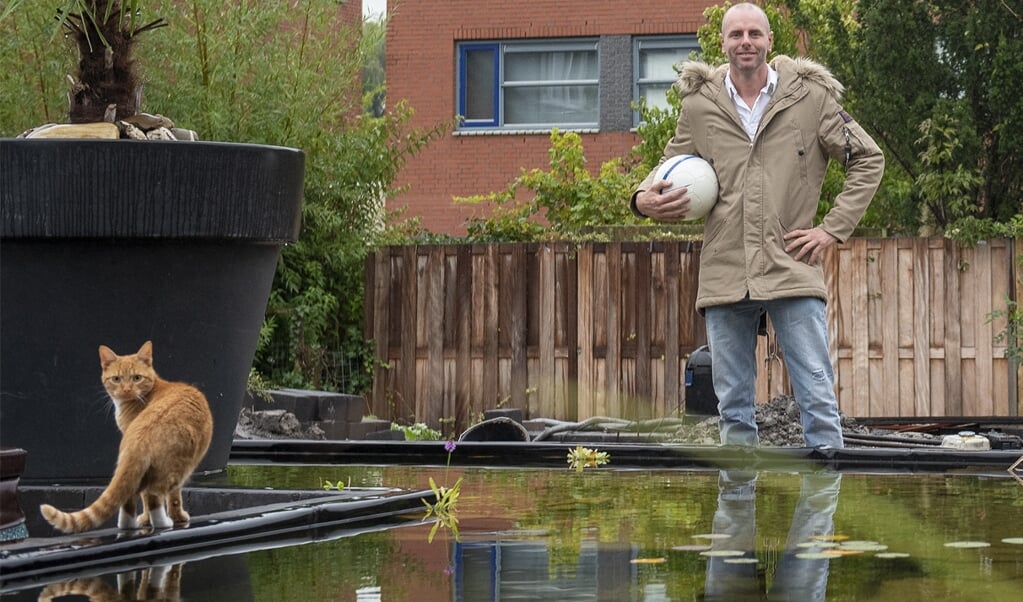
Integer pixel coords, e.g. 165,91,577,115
40,341,212,533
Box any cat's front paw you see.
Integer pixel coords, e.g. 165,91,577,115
169,509,190,525
117,509,139,530
148,505,173,529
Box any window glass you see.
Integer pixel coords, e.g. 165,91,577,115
634,36,700,121
505,50,598,82
464,48,496,121
457,40,598,129
504,85,598,125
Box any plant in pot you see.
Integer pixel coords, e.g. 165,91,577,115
0,0,305,481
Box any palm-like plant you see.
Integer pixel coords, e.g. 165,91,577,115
2,0,165,123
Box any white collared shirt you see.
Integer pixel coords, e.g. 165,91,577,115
725,67,778,140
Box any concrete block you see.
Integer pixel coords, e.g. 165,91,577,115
365,429,405,441
318,420,351,440
314,393,365,423
271,389,323,422
349,419,394,440
483,408,523,424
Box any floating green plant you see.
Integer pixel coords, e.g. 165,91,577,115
321,476,350,490
943,540,991,548
566,445,610,472
700,550,745,557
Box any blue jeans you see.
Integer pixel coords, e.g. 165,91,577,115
704,470,841,601
705,297,844,448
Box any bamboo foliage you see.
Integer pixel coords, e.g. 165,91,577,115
365,238,1019,430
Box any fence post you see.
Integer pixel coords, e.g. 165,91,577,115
1015,237,1022,417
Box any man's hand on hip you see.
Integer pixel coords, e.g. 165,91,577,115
784,227,837,265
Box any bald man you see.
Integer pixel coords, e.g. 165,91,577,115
632,3,884,448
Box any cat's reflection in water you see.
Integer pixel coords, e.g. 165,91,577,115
37,563,183,601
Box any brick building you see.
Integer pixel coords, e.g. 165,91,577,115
386,0,718,236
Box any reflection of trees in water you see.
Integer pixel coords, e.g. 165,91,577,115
38,563,183,601
244,530,437,601
503,469,714,573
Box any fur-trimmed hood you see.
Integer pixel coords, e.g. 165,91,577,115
676,55,845,100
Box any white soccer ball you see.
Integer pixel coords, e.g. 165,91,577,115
653,155,719,221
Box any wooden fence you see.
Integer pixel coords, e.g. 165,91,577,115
364,238,1021,432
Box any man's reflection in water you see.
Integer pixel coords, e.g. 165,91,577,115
703,470,842,601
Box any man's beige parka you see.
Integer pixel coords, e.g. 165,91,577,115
634,56,885,311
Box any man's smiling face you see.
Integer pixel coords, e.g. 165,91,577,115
721,6,774,77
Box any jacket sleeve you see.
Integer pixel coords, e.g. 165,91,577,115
630,104,699,218
816,100,885,242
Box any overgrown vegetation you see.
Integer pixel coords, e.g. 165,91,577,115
1,1,444,395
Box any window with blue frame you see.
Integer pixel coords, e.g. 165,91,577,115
633,36,700,124
457,40,599,129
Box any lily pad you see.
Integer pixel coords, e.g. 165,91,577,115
797,541,840,549
875,552,911,559
723,557,759,564
795,551,843,560
811,534,850,542
943,541,991,549
630,557,667,564
839,541,888,552
693,533,733,540
672,544,712,552
700,550,746,557
1002,538,1023,545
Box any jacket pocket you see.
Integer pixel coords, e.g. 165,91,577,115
776,217,813,263
788,124,810,187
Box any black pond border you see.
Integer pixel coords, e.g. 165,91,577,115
0,486,431,593
230,439,1023,474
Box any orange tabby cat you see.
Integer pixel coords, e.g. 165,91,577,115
40,341,213,533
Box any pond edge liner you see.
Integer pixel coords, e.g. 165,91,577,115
0,486,434,594
229,439,1023,475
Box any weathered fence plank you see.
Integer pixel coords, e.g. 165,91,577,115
365,238,1018,428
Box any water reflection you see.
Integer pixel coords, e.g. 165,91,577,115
15,464,1017,600
704,470,841,601
37,563,183,601
446,469,845,601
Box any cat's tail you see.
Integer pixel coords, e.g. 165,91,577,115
39,451,148,534
38,577,116,601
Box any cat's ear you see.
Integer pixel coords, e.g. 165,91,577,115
98,345,117,368
137,341,154,366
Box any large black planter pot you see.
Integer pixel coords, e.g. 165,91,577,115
0,139,304,481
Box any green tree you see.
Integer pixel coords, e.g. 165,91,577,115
456,129,644,242
811,0,1023,230
1,1,445,393
362,18,386,117
1,0,163,128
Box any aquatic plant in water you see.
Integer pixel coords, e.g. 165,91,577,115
422,440,462,543
321,477,349,491
567,445,610,472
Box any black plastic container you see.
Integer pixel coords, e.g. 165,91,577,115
684,345,718,416
0,139,304,480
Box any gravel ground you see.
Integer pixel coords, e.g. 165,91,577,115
236,395,945,447
670,395,942,447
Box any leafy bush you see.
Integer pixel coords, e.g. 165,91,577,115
1,1,446,394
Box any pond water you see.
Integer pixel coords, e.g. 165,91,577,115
7,463,1023,601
